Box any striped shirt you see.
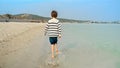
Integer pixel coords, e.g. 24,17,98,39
45,18,61,37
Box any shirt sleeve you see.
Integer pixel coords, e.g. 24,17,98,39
44,23,48,36
58,22,62,35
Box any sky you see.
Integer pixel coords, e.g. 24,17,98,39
0,0,120,21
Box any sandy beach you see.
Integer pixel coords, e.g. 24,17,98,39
0,22,46,68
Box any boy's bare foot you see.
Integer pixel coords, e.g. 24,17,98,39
52,55,54,59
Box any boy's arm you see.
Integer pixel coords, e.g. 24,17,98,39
58,22,62,38
44,23,48,36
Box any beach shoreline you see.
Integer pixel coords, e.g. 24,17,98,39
0,22,120,68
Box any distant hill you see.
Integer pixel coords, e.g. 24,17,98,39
0,13,119,24
0,13,88,23
0,14,48,22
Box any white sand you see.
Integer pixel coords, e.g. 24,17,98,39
0,22,45,55
0,22,43,43
0,22,46,68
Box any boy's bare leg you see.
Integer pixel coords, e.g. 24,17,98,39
55,44,59,54
51,45,55,59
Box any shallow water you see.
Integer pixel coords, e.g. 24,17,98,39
44,23,120,68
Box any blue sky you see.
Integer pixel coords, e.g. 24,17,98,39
0,0,120,21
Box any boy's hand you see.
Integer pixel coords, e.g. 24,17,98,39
58,34,61,38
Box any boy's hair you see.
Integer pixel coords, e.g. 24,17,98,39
51,10,58,18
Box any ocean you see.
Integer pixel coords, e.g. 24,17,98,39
44,23,120,68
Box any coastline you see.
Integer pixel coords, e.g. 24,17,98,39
0,22,120,68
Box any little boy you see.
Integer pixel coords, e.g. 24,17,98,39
44,10,61,59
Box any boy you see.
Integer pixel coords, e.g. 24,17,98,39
44,10,61,59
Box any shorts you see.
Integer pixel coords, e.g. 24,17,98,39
49,37,58,45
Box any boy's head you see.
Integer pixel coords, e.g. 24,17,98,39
51,10,58,18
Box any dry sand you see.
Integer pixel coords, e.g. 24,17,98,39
0,22,46,68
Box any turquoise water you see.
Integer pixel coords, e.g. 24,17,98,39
61,24,120,56
60,24,120,68
44,24,120,68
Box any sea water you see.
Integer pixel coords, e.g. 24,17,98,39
44,23,120,68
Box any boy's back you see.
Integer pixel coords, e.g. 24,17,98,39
45,18,61,37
